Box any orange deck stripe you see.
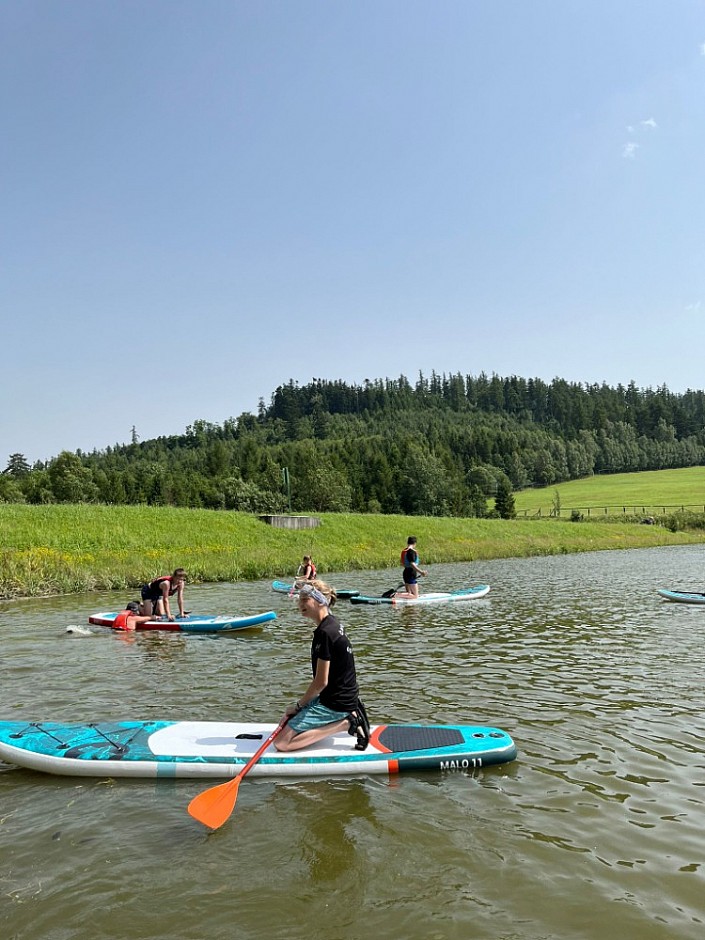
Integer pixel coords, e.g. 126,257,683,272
369,726,391,753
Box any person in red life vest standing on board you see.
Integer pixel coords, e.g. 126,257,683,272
274,580,370,753
294,555,317,587
112,601,154,632
140,569,187,621
397,536,427,599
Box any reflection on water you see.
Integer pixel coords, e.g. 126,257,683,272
1,546,705,938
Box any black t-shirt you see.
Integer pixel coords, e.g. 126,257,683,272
311,614,359,712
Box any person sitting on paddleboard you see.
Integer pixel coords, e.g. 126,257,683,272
275,579,370,753
140,569,187,621
294,555,317,587
397,536,427,599
112,601,154,632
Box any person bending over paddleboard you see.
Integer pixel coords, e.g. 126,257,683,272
113,602,155,632
275,580,369,752
140,569,187,621
395,536,427,599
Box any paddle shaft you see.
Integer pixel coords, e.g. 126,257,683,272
237,715,289,779
385,574,429,596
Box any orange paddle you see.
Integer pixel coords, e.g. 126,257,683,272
187,716,289,830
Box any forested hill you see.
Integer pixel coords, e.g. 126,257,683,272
4,372,705,516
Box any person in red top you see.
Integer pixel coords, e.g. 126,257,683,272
112,602,154,632
395,537,427,599
140,569,187,621
295,555,317,585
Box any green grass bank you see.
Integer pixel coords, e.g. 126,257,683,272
1,503,703,600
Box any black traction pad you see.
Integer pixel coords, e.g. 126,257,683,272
377,726,465,753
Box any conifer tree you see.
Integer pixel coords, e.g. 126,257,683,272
494,477,516,519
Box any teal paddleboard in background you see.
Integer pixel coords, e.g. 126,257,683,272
271,580,359,600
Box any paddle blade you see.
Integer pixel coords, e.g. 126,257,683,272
187,716,289,830
187,776,241,830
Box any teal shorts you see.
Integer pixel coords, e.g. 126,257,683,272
288,696,349,733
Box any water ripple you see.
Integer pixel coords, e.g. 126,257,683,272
2,546,705,938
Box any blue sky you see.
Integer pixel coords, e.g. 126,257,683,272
3,1,705,465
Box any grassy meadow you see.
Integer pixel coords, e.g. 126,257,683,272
514,466,705,516
2,497,704,599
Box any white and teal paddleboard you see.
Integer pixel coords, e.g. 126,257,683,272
350,584,491,606
271,580,360,600
88,611,277,633
0,719,516,779
657,589,705,605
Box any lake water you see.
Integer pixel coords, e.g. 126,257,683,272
1,545,705,939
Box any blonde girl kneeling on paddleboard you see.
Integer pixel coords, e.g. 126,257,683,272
275,580,369,752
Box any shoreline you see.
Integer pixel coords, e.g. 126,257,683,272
2,504,703,601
